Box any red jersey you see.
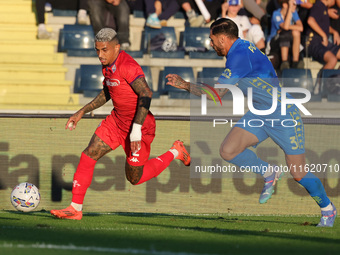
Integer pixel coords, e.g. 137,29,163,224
102,51,148,132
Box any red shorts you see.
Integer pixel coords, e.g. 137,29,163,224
95,113,156,166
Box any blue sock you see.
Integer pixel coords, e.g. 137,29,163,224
228,149,269,176
297,171,330,208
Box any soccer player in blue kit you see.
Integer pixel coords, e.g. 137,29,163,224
166,18,337,227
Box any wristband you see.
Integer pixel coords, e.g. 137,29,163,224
130,123,142,142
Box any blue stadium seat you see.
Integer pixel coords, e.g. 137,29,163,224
182,27,223,59
133,10,145,18
197,67,233,101
174,11,185,19
141,27,185,58
77,65,157,98
159,67,194,98
58,25,96,57
197,67,225,83
281,68,321,101
52,9,77,17
141,65,159,98
77,65,103,97
320,69,340,101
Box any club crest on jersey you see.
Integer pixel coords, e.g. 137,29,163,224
106,78,120,87
221,68,231,79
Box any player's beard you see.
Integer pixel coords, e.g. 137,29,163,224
213,45,224,56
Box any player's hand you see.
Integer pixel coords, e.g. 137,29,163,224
65,111,84,130
130,123,142,153
130,141,141,155
322,35,329,47
334,31,340,45
328,8,339,20
166,74,189,91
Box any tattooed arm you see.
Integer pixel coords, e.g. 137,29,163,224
66,87,110,130
165,73,229,100
129,76,152,153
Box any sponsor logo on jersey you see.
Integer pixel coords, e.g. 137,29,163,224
106,78,120,87
129,157,139,163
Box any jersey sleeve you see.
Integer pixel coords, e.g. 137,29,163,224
217,45,252,85
120,54,145,85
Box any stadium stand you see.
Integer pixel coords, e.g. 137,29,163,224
0,0,339,116
141,26,185,58
58,24,97,57
197,67,225,83
181,27,223,59
75,65,103,97
281,68,321,101
319,69,340,102
0,0,79,110
141,65,160,98
158,66,194,99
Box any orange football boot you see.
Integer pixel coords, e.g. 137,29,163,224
171,140,191,166
50,205,82,220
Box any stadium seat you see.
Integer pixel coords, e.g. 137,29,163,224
281,68,321,101
141,65,159,98
182,27,223,59
197,67,225,83
197,67,234,101
77,65,103,97
158,66,194,98
141,27,185,58
58,25,97,57
52,9,77,17
319,69,340,101
133,10,145,18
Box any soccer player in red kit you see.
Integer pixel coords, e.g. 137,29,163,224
50,28,190,220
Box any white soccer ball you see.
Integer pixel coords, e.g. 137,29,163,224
10,182,41,212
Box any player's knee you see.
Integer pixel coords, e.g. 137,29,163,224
219,144,237,162
327,57,337,68
127,176,140,185
125,164,143,185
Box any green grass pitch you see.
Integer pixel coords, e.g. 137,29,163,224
0,210,339,255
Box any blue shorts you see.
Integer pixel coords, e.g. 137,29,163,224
236,106,305,155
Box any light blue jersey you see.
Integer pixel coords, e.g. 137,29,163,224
217,39,305,155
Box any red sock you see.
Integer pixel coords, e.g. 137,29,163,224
72,152,97,204
136,151,174,185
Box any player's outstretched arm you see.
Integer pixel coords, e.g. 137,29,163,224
66,88,110,130
129,77,152,153
166,73,229,100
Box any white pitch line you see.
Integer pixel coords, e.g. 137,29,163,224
0,243,219,255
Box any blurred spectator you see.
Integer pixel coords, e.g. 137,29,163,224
222,0,252,39
222,0,265,51
307,0,340,93
267,0,304,70
87,0,131,50
177,0,223,27
247,13,266,51
243,0,268,31
329,0,340,32
36,0,88,39
145,0,180,29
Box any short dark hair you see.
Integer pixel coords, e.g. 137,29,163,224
210,18,239,39
278,0,289,7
